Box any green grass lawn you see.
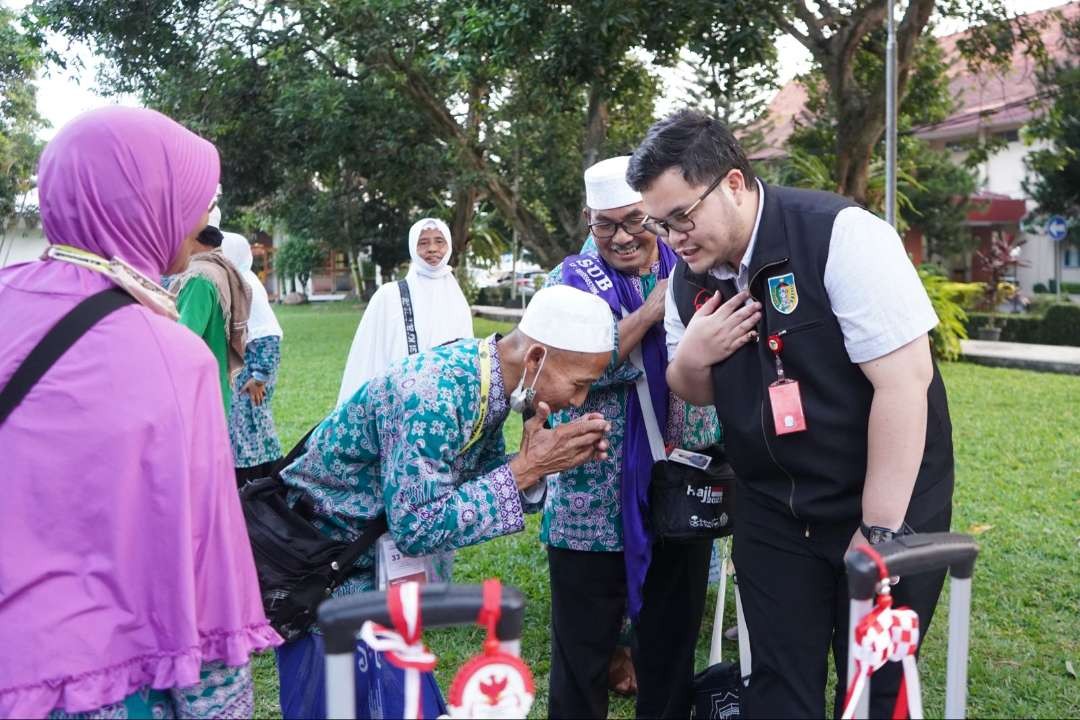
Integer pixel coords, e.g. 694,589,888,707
253,301,1079,719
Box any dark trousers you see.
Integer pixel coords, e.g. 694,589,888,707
547,540,712,719
733,497,952,719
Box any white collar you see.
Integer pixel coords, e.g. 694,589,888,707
709,178,765,283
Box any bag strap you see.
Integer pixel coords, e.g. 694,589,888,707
0,287,136,428
621,306,667,463
272,423,319,478
328,513,389,590
397,279,420,355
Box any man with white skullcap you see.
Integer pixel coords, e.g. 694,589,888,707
541,156,724,719
273,285,615,719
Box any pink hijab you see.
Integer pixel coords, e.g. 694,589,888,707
0,107,280,717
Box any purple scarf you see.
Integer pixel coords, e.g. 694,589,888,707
561,240,677,619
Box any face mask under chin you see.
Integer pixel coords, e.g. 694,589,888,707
510,347,547,419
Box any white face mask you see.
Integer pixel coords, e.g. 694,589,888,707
510,347,548,419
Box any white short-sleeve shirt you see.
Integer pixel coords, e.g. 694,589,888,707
664,200,938,364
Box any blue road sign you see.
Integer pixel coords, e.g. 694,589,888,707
1047,215,1068,241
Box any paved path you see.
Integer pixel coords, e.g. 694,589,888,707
472,305,525,324
960,339,1080,375
468,313,1080,375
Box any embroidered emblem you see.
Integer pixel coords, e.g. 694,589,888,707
767,273,798,315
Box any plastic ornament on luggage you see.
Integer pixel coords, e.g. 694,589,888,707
841,546,925,720
446,579,535,719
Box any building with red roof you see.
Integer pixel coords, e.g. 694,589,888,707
748,2,1080,294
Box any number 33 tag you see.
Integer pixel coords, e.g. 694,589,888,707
769,380,807,435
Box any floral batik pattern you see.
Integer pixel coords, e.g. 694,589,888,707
280,336,532,596
47,663,251,720
228,335,283,468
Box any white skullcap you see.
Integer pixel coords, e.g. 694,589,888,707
584,156,641,211
519,285,615,354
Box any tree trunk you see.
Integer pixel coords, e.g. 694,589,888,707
582,82,609,174
346,247,364,296
778,0,937,206
373,48,564,267
449,186,478,267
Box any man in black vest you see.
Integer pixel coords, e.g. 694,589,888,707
626,110,954,718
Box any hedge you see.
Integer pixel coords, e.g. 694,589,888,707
966,304,1080,346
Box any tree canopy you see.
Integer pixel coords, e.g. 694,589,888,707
1,7,45,227
26,0,1041,272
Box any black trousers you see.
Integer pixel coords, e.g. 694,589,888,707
547,540,712,719
733,497,952,719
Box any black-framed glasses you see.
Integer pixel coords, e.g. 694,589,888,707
587,216,649,240
644,175,725,237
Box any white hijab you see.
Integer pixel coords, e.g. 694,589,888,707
220,230,284,341
337,217,473,404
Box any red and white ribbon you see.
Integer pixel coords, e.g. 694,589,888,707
359,582,436,720
841,599,924,720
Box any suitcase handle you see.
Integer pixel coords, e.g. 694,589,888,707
318,583,526,653
845,532,979,600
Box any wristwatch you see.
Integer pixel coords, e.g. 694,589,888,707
860,521,909,545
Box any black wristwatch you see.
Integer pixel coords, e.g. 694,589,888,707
860,521,911,545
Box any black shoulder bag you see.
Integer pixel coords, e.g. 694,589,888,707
0,288,135,427
620,305,736,541
240,428,388,641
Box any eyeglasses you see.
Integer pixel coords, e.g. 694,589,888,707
587,216,649,240
644,175,725,238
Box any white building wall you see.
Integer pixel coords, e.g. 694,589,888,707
965,135,1080,293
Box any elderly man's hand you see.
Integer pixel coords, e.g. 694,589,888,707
510,402,610,490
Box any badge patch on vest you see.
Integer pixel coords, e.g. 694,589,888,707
767,273,799,314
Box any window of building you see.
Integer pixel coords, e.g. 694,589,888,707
1065,246,1080,268
995,128,1020,143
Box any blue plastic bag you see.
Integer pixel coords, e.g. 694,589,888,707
277,633,447,719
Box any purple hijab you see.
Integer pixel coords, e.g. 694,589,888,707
562,239,678,619
0,107,279,717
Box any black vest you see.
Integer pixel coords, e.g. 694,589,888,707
672,183,954,524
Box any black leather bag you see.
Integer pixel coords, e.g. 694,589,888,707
240,428,387,641
649,445,736,541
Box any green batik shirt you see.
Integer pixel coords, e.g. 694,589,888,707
280,335,541,596
540,258,723,552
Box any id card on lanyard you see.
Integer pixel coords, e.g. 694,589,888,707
767,333,807,435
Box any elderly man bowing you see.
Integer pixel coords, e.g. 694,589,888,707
274,285,616,719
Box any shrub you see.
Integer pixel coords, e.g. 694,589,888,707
965,313,1044,343
456,267,481,306
1046,280,1080,294
1027,293,1071,317
919,269,976,361
1040,304,1080,346
1033,282,1049,294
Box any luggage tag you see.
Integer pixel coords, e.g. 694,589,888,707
766,334,807,436
668,447,714,470
376,534,431,590
447,579,535,719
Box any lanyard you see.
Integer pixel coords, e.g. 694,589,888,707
44,244,179,320
461,336,494,454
